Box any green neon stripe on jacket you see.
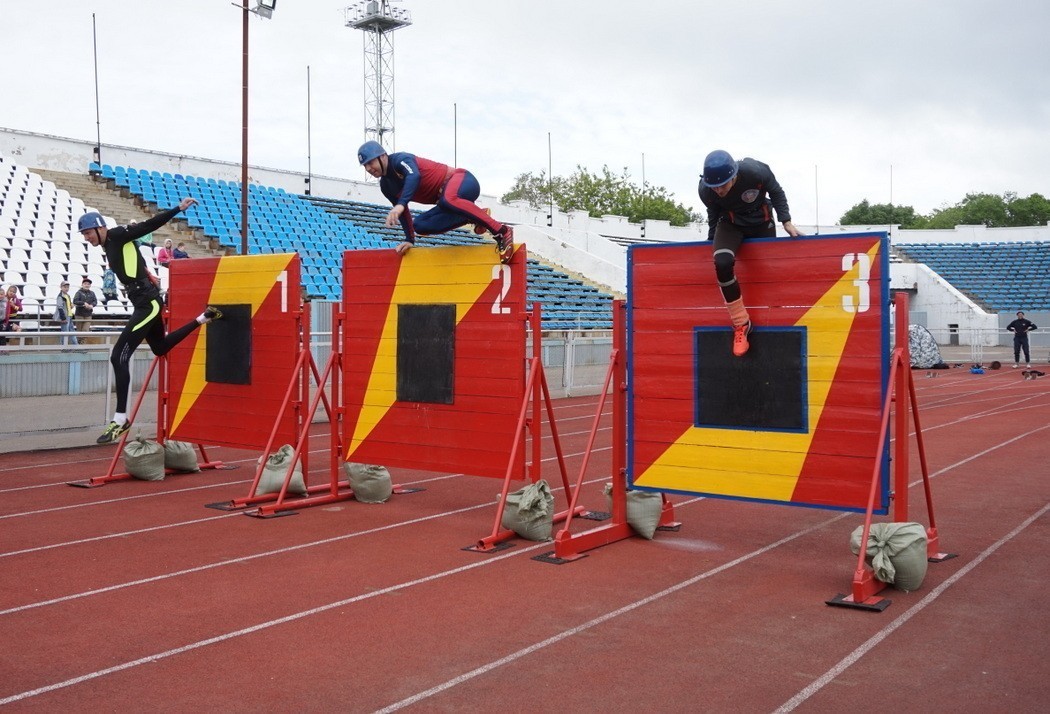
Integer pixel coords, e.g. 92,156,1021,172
132,300,161,332
123,242,139,279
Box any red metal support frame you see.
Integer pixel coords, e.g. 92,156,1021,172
827,293,954,611
546,300,679,561
469,304,582,552
228,300,354,516
68,346,227,488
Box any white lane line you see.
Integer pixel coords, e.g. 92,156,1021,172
0,536,551,707
372,511,846,714
0,445,609,561
373,422,1050,711
0,502,491,617
0,513,242,559
923,424,1050,480
773,501,1050,713
0,479,247,520
0,422,611,493
0,449,613,614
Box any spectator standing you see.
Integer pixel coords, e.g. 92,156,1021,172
73,277,98,343
155,238,174,268
101,268,120,304
1006,310,1038,368
54,281,78,346
172,242,190,259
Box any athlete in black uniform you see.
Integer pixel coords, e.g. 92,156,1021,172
77,198,222,444
1006,310,1038,369
699,150,800,357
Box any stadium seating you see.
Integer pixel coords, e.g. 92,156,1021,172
895,242,1050,311
0,155,133,322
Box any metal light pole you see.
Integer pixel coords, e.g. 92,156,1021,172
237,0,276,256
240,0,250,256
305,65,313,196
91,13,102,166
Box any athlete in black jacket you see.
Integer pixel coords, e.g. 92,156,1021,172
699,150,800,357
1006,310,1038,368
77,198,222,444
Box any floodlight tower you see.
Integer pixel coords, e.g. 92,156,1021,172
345,1,412,149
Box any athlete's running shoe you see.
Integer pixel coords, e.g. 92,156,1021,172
96,421,131,445
496,226,515,264
732,321,752,357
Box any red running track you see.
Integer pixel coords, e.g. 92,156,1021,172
0,375,1048,712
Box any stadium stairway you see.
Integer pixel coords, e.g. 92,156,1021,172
34,169,212,259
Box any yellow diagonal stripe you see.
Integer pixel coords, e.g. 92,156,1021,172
170,254,296,435
635,240,881,500
346,246,502,459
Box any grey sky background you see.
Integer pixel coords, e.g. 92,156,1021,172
3,0,1048,225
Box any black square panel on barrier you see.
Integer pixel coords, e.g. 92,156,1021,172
397,303,455,404
694,327,807,432
205,304,252,385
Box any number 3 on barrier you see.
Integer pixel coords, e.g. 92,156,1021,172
841,252,871,314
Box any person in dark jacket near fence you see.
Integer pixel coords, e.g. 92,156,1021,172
698,150,800,358
1006,310,1038,369
77,198,223,444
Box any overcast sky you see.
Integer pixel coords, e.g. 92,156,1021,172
3,0,1048,225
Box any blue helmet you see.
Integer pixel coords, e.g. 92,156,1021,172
701,150,738,188
77,212,106,232
357,140,387,165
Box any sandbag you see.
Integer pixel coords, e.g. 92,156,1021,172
603,483,663,539
850,522,929,592
163,440,200,473
256,444,307,496
123,435,165,481
501,480,555,541
344,462,393,504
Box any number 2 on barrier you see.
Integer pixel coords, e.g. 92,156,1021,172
491,264,512,315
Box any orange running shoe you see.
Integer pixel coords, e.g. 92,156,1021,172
732,321,752,357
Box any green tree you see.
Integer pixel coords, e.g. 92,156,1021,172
841,192,1050,229
922,192,1011,228
502,166,699,226
1004,192,1050,226
501,170,562,211
839,200,922,227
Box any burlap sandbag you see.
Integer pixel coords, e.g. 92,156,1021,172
163,440,200,473
501,479,554,541
850,522,929,592
123,435,165,481
344,462,393,504
603,483,663,539
256,444,307,496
